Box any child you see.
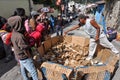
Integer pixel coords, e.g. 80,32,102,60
107,27,117,42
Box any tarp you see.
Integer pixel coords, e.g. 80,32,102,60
95,4,107,34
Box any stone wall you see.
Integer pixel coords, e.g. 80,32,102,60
104,0,120,32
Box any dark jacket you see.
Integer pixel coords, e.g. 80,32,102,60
56,17,64,26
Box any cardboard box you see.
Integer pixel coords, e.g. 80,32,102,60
37,69,43,80
51,36,61,46
44,39,52,52
116,33,120,41
63,36,72,43
71,36,89,47
36,36,119,80
37,43,45,57
85,71,111,80
41,62,74,80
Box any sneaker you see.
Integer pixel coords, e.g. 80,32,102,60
97,62,103,65
91,60,99,65
86,56,93,61
91,60,103,65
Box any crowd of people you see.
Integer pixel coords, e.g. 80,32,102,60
0,8,65,80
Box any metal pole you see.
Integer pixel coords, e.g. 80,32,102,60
85,0,88,5
28,0,32,16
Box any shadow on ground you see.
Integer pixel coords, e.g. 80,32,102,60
0,58,17,77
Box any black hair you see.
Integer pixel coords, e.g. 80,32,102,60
78,14,88,20
50,15,54,18
15,8,25,16
5,24,12,32
0,16,7,29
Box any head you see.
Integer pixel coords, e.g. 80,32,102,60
7,16,26,33
50,15,54,17
0,16,7,29
78,14,88,26
15,8,26,17
31,11,39,18
107,27,111,30
57,15,61,20
4,23,12,32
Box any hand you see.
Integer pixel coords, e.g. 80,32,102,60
95,36,99,42
64,31,68,36
62,26,64,29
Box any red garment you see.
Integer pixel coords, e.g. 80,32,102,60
35,23,45,32
0,30,12,45
30,31,41,46
5,32,12,45
29,23,44,47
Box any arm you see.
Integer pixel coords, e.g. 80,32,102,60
64,24,80,35
18,35,30,50
18,35,31,57
90,20,100,41
36,12,45,21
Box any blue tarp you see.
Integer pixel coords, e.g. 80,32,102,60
95,4,107,34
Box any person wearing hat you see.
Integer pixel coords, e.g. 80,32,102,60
29,11,40,31
64,14,119,60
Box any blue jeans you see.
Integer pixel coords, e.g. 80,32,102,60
56,25,63,36
20,58,38,80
